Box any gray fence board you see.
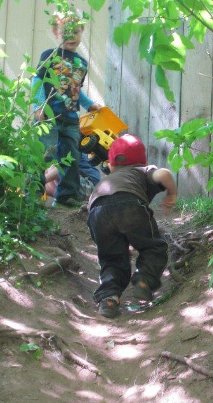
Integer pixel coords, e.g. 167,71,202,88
178,28,213,197
120,31,152,147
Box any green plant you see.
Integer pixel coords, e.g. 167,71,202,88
0,52,56,263
176,196,213,226
154,119,213,191
208,256,213,288
19,342,43,360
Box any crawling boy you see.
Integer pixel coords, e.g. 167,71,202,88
87,134,177,318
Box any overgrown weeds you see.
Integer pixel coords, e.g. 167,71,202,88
0,56,56,265
176,196,213,227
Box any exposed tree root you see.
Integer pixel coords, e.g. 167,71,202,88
160,351,213,378
0,327,101,377
52,335,101,376
163,229,210,284
38,255,72,276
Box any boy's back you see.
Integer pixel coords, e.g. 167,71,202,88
88,164,165,210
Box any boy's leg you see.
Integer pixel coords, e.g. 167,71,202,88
88,205,131,304
56,123,81,203
127,206,168,293
39,125,58,162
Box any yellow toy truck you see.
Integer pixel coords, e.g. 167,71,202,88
79,107,128,166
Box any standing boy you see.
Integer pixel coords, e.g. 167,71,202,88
87,134,177,318
33,7,100,206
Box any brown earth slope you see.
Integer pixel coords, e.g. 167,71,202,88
0,205,213,403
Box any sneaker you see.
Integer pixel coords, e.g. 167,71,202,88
98,296,120,318
133,282,153,301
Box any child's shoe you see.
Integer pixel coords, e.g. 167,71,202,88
133,281,153,301
98,296,120,318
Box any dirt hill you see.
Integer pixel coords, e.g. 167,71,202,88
0,204,213,403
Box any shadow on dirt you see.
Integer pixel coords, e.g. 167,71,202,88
0,207,213,402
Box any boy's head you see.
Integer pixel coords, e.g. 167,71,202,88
50,6,86,51
108,134,147,168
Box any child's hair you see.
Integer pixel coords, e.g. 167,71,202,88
50,6,85,39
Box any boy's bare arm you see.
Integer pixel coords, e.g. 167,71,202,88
152,168,177,211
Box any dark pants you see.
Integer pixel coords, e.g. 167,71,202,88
40,121,81,201
87,192,168,303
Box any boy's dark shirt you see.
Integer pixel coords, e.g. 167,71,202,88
88,165,165,210
37,48,87,122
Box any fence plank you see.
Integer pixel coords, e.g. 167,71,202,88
178,29,213,197
120,31,152,145
148,68,181,169
0,0,7,70
86,2,108,105
104,0,123,116
3,0,35,77
32,1,56,67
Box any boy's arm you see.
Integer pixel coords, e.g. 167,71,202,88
31,76,46,121
79,90,102,111
152,168,177,211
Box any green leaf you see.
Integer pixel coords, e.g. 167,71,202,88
113,23,132,46
155,66,175,102
40,123,50,134
122,0,149,16
88,0,105,11
189,17,207,43
20,342,40,352
208,256,213,267
166,1,179,20
0,48,7,58
181,119,206,136
182,147,194,164
154,129,174,140
207,177,213,191
32,348,43,360
170,154,183,172
0,155,18,168
168,147,179,163
43,104,55,123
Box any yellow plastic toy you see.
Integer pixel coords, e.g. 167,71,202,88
79,106,128,166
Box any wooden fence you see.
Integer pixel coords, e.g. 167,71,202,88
0,0,212,197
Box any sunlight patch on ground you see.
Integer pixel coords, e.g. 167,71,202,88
158,386,200,402
158,323,174,337
109,344,144,360
73,322,111,338
122,383,162,401
180,300,213,325
0,317,32,331
0,279,33,308
76,390,104,401
40,389,60,399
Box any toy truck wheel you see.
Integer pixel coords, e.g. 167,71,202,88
80,135,98,153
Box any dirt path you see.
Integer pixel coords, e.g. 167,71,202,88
0,206,213,402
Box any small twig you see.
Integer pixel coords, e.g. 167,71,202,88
160,351,213,378
53,335,101,376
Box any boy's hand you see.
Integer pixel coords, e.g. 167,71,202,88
161,194,177,214
88,103,102,112
34,108,45,121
